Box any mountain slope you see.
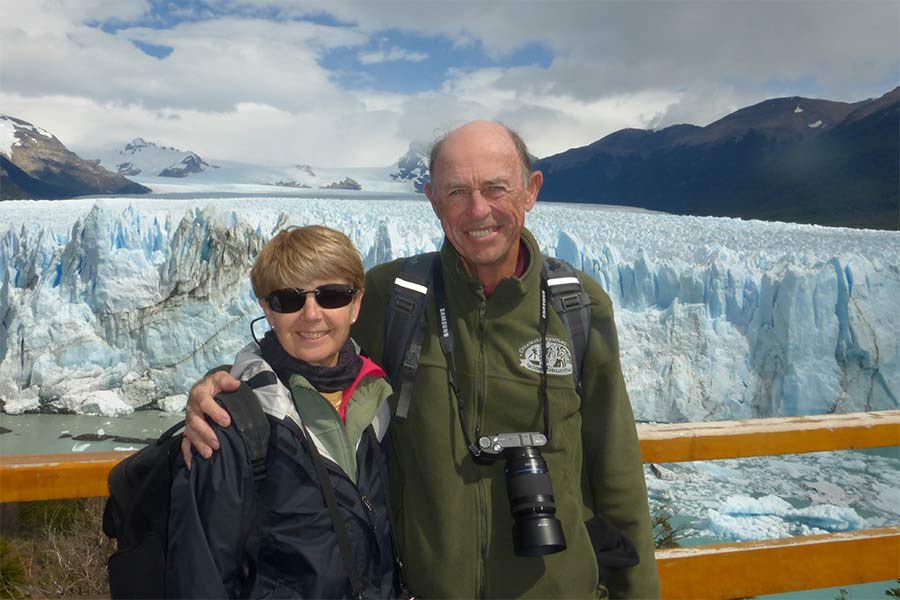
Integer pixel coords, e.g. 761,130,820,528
535,88,899,230
391,142,430,192
0,115,150,200
96,138,218,178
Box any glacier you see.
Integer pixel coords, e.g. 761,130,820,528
0,195,898,422
644,448,900,544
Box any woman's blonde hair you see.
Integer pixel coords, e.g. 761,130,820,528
250,225,364,300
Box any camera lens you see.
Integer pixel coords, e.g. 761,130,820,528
504,446,567,556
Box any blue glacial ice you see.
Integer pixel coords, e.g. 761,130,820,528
0,196,897,422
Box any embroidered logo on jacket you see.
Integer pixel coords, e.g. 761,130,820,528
518,337,573,375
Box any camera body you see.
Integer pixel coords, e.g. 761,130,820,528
472,432,567,557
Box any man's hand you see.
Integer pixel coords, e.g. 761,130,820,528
180,371,240,468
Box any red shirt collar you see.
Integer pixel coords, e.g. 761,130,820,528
337,355,385,422
483,240,529,297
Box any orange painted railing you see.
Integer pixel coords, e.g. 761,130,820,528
1,409,899,599
657,527,900,599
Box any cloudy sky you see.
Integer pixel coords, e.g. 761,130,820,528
1,0,897,167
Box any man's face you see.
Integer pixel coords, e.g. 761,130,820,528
425,122,542,281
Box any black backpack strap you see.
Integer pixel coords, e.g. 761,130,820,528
218,382,269,484
383,252,438,422
542,257,591,396
369,427,411,598
216,382,270,600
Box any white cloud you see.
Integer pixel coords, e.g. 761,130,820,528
0,92,409,167
395,66,681,158
0,0,896,167
358,47,428,65
1,12,367,112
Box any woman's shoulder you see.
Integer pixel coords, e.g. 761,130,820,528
228,344,303,427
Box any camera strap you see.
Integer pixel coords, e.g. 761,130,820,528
430,258,552,459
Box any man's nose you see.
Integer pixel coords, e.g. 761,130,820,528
466,188,492,219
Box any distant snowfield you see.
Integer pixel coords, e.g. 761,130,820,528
130,160,418,194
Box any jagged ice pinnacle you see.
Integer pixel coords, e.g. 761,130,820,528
0,197,897,421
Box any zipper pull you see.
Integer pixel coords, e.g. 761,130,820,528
361,494,374,512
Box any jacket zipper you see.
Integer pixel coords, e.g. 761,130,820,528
476,300,487,599
323,461,378,532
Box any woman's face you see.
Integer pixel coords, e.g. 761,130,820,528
260,278,363,367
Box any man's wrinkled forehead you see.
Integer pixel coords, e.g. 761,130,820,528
432,140,522,186
431,121,521,172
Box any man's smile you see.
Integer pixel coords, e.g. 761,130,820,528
467,225,500,239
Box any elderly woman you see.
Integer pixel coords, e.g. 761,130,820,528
166,225,397,599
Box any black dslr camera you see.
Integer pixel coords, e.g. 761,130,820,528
472,432,567,557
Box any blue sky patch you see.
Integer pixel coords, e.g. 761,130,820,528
322,30,554,94
131,40,174,60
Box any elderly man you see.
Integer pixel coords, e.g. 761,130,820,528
184,121,660,598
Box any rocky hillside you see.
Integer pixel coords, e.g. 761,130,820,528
0,115,149,200
534,88,899,230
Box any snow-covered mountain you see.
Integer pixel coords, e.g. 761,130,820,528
93,138,218,178
1,196,896,421
119,160,418,194
0,115,149,199
85,139,420,193
391,142,430,192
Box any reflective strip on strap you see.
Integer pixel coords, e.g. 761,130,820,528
546,276,580,287
394,277,428,294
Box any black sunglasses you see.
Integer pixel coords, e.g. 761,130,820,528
265,284,358,313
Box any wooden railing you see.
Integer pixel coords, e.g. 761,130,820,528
2,409,899,599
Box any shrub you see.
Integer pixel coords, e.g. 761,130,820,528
652,507,682,549
0,537,27,599
1,498,112,598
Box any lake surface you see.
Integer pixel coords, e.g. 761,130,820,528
0,410,183,455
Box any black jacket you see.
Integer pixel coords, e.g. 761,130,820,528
167,347,397,599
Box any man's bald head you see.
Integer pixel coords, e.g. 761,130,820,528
428,121,532,186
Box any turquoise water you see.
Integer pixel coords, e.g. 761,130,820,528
762,580,898,599
0,411,183,456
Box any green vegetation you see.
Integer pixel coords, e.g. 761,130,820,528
0,498,112,598
0,537,27,599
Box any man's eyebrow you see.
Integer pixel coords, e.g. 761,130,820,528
441,176,511,190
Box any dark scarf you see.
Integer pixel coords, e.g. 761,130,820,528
259,330,362,393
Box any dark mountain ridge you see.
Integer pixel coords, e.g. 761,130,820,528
1,115,149,200
535,87,899,230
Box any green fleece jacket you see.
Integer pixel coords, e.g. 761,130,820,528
352,228,659,599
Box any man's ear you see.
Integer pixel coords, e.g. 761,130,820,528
425,182,441,218
525,170,543,212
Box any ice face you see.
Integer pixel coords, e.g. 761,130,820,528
0,196,897,420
